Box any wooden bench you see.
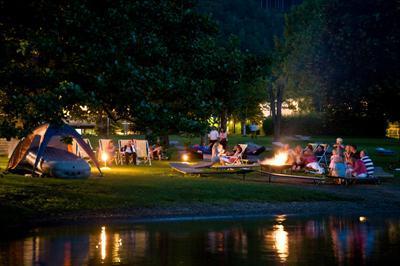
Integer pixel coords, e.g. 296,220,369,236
260,170,325,184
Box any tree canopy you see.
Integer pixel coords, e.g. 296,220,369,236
272,0,400,136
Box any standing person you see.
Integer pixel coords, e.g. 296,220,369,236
120,140,137,165
219,128,228,149
333,138,345,156
249,122,258,139
360,150,375,177
208,127,219,147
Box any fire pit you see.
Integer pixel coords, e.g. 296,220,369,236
260,151,292,174
260,163,292,173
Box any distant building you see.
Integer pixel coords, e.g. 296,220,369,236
257,0,303,10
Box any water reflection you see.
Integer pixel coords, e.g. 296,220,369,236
1,216,400,265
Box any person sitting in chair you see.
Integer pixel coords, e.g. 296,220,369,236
315,145,325,157
220,145,243,165
121,140,137,165
349,155,367,178
106,140,116,166
211,141,225,164
151,143,163,161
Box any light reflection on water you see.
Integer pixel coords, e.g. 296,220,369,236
1,216,400,265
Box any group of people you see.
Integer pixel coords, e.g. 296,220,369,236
280,137,375,178
330,138,374,178
210,141,243,165
101,139,163,166
208,127,245,165
282,144,325,174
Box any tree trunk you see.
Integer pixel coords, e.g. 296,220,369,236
200,134,207,146
267,81,283,141
220,110,228,131
241,120,247,136
274,84,283,141
233,118,236,134
160,134,169,148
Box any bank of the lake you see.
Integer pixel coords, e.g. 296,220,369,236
1,159,400,232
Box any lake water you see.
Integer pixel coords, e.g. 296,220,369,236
1,215,400,265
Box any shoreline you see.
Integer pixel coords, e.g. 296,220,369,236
4,198,400,234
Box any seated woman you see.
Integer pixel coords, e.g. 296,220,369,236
151,143,163,160
303,147,325,174
314,145,325,157
105,140,116,166
292,145,304,171
349,155,368,178
211,141,225,164
344,145,353,165
220,145,243,165
329,149,346,177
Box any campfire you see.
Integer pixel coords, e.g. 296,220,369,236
261,151,292,173
262,151,289,166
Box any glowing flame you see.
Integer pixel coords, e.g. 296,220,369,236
182,154,189,162
263,152,289,166
101,152,108,162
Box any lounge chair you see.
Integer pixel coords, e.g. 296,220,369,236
170,162,255,180
117,139,133,165
222,144,248,166
133,139,152,166
316,144,329,165
307,143,329,165
72,138,94,160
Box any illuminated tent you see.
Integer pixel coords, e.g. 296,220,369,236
7,123,102,178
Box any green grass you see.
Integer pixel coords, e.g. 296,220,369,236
0,156,344,228
0,134,398,228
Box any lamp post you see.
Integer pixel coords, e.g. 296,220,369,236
101,152,108,168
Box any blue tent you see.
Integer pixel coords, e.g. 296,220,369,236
8,123,102,178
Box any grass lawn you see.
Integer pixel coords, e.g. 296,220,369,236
0,134,398,228
0,156,345,228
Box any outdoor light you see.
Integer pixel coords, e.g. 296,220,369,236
182,153,189,162
359,216,367,223
101,152,109,169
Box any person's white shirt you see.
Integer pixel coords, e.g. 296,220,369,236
209,130,219,141
125,145,136,154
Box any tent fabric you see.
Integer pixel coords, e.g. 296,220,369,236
7,123,102,176
7,124,50,170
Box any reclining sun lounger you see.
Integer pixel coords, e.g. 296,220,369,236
169,162,255,180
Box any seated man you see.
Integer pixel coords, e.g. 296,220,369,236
120,140,137,165
360,150,374,177
220,145,243,165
